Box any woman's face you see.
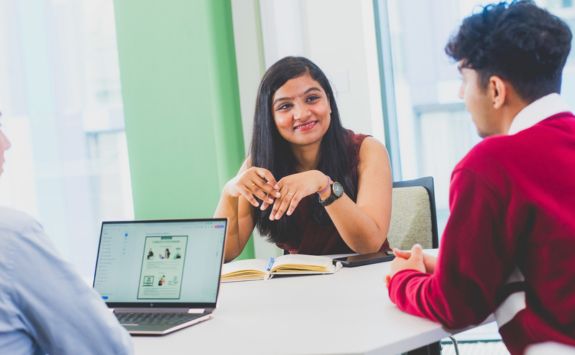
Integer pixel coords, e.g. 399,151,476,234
271,73,331,147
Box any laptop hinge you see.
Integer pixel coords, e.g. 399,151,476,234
112,308,206,314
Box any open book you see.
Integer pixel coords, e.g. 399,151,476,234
221,254,342,282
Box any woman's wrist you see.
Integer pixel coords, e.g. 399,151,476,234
223,179,239,199
317,175,332,200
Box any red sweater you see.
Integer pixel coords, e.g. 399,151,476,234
388,113,575,354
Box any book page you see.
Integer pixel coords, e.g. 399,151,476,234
271,254,338,274
221,258,270,282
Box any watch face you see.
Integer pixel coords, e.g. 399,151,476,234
332,181,344,197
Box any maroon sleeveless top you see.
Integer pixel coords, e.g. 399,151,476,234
275,131,390,255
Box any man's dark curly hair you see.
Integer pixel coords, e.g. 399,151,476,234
445,0,572,102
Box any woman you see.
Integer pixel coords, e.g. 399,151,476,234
215,56,392,262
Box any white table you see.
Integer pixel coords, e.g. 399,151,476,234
132,259,485,355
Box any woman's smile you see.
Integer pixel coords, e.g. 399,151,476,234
294,120,318,132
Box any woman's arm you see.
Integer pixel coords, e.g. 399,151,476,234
214,160,280,261
269,137,392,253
322,137,392,253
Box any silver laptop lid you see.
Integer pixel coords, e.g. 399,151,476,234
93,218,226,309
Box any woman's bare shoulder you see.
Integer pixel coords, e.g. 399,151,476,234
359,136,388,158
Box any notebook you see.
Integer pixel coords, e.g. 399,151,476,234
93,218,227,335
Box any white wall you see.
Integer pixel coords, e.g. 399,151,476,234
230,0,265,153
259,0,385,143
231,0,386,258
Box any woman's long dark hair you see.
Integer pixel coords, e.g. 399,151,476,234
250,56,357,245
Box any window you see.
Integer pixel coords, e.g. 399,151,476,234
376,0,575,236
0,0,133,279
375,0,575,343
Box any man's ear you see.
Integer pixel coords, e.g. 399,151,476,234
489,75,506,109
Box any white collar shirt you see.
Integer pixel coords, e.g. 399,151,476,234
508,93,572,135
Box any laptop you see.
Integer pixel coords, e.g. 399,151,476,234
93,218,227,335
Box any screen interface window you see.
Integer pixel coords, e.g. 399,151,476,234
93,220,225,303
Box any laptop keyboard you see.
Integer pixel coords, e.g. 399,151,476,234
115,312,203,326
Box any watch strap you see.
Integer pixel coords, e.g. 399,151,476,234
319,181,342,207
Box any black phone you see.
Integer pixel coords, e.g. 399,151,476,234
333,251,395,267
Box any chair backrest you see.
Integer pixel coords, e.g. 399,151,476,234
387,177,439,250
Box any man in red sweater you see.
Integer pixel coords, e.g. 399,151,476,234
387,1,575,354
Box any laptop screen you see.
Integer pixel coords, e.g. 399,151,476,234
93,219,226,307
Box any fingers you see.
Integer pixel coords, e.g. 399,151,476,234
249,169,280,208
389,244,427,276
245,183,269,204
235,168,280,208
408,244,426,273
270,186,294,220
423,254,438,274
266,170,322,219
251,176,280,198
260,202,269,211
394,245,435,273
255,168,280,191
392,248,411,260
410,244,424,262
260,195,273,211
393,245,423,261
236,184,260,207
255,168,276,184
389,257,401,278
286,193,302,216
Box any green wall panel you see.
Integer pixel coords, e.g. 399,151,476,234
113,0,254,258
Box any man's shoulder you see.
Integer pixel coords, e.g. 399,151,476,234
0,208,48,287
456,135,508,171
0,207,42,237
456,122,554,171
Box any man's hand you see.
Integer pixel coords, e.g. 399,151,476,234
386,244,428,287
392,246,437,274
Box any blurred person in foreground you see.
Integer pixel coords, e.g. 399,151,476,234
0,116,133,354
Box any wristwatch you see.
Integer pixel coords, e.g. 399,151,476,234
318,181,344,207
